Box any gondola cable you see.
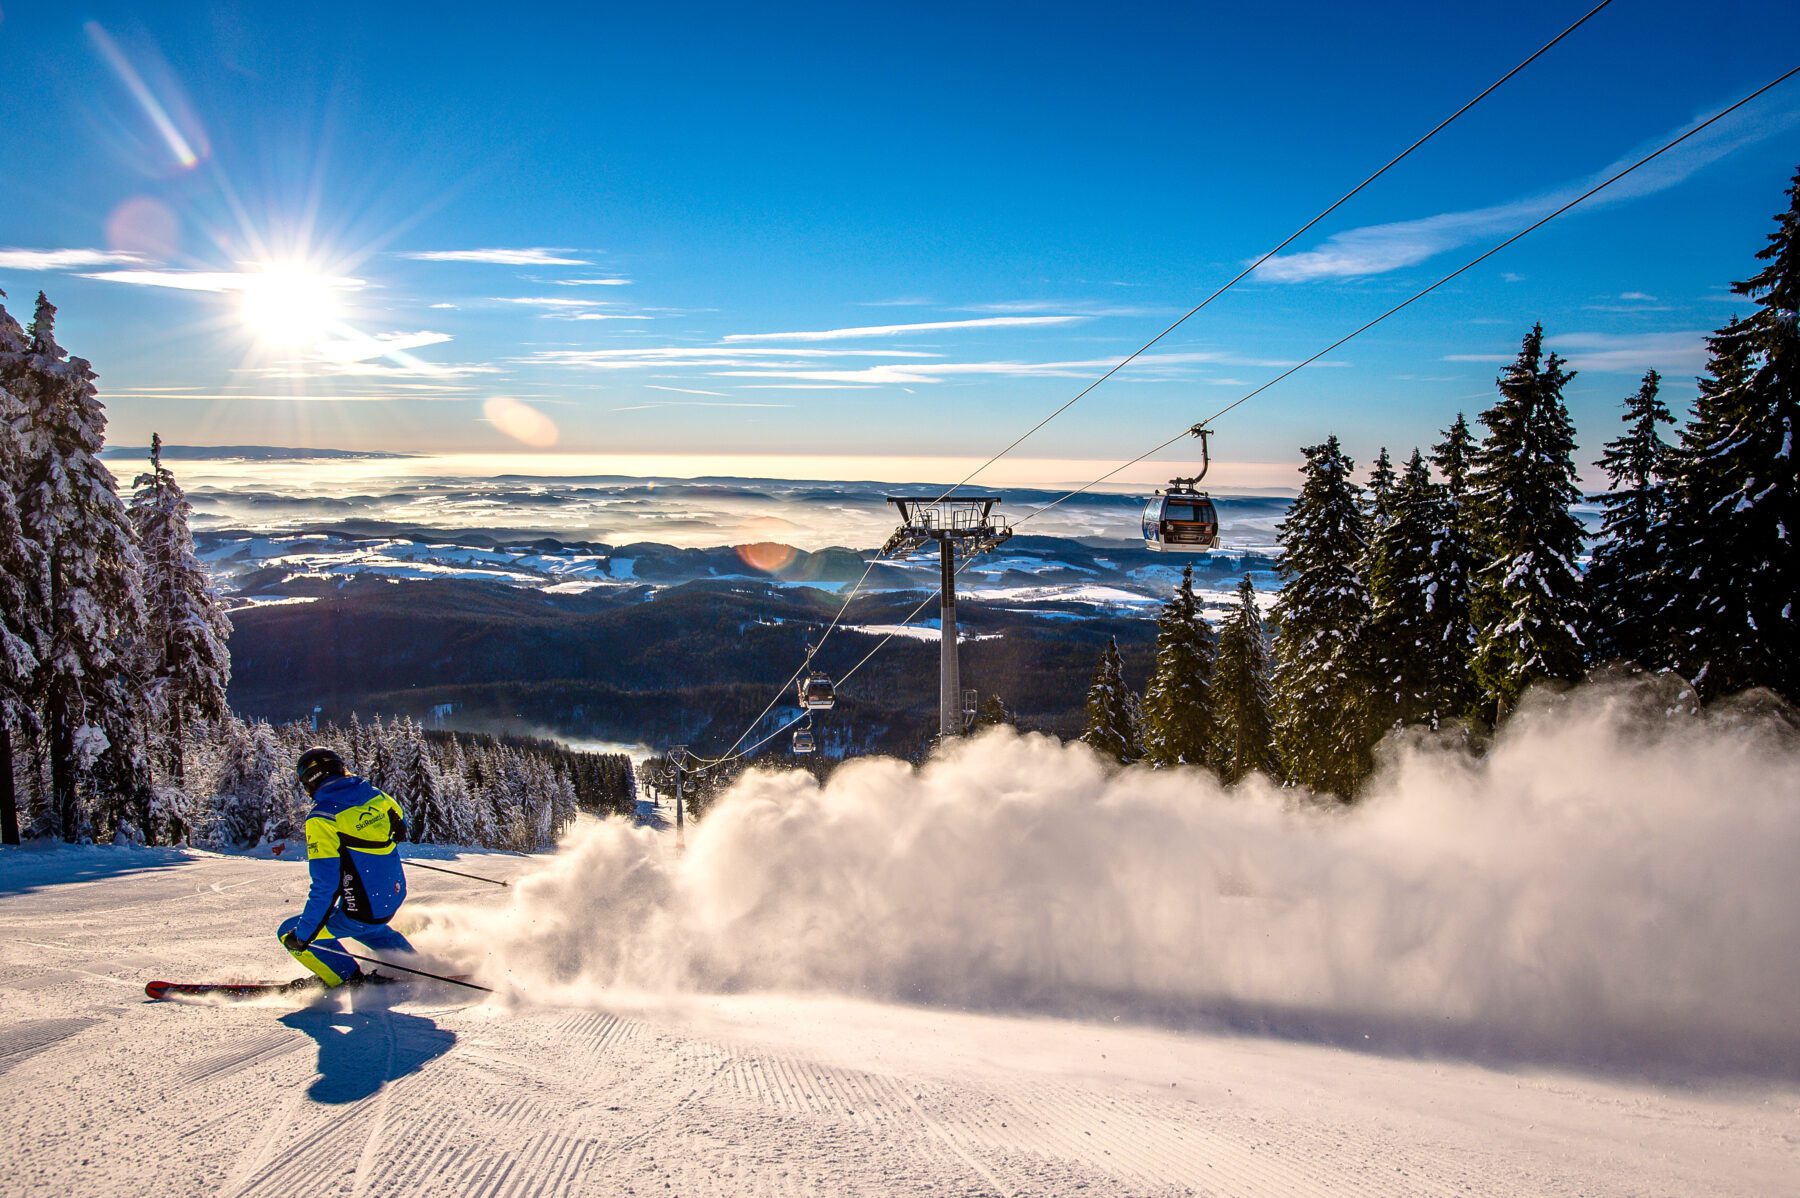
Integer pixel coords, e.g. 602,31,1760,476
709,59,1800,768
1013,60,1800,530
686,0,1628,767
910,0,1619,516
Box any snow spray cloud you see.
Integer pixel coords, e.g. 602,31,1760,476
414,680,1800,1076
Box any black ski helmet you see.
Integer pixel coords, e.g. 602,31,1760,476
296,746,349,796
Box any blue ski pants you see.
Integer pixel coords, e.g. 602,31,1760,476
278,910,416,987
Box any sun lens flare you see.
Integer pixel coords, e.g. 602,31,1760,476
484,396,560,448
236,261,347,349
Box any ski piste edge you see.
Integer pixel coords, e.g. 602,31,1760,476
146,977,323,1001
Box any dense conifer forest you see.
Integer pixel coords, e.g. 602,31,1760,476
1084,168,1800,797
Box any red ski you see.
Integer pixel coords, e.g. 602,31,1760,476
145,977,325,1001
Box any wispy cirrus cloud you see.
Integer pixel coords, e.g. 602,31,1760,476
101,388,470,403
1582,290,1675,313
1446,330,1710,374
1557,330,1713,373
80,268,366,292
707,351,1259,386
248,358,496,380
723,315,1084,342
494,295,651,320
612,400,792,412
524,346,1328,391
315,330,453,363
523,347,942,369
1260,101,1800,283
957,299,1175,318
0,248,143,271
403,248,589,266
495,295,603,308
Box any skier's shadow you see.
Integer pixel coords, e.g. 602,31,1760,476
279,1004,457,1105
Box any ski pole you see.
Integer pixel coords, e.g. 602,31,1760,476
404,860,509,887
334,948,495,994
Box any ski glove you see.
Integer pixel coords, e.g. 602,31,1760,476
281,930,309,953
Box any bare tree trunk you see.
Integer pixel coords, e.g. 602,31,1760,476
51,699,77,842
0,713,19,846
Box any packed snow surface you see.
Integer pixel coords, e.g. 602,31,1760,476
4,680,1798,1195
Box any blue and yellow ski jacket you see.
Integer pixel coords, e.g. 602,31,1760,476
296,775,408,941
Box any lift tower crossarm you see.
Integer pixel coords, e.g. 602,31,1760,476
883,496,1012,739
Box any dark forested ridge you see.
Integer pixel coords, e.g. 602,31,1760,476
225,573,1163,758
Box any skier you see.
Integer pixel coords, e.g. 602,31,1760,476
277,747,416,988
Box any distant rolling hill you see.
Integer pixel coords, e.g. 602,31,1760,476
104,444,414,461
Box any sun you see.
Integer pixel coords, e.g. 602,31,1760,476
236,260,345,349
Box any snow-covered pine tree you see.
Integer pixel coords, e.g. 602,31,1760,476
497,749,553,850
0,297,50,845
393,718,441,842
1659,171,1800,702
1467,324,1589,722
1140,564,1216,768
1212,575,1276,785
1364,450,1457,729
1081,636,1141,764
433,736,484,845
549,765,578,839
129,433,232,812
15,294,150,840
1585,371,1674,667
1270,435,1374,799
1426,414,1480,718
344,712,366,773
1366,446,1397,528
972,692,1014,729
209,717,288,848
363,715,395,795
1435,413,1476,497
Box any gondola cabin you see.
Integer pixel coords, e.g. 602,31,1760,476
791,727,817,754
1143,485,1220,552
798,674,836,710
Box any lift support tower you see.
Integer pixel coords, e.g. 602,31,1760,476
883,495,1012,738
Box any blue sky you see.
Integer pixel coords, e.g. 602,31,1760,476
2,1,1798,488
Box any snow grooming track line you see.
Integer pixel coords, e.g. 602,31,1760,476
371,1104,466,1194
948,1089,1173,1195
1212,1108,1479,1196
716,1044,1021,1192
174,1030,309,1088
376,1085,567,1197
482,1131,598,1198
348,1006,401,1198
0,967,82,992
964,1084,1334,1198
554,1007,639,1052
232,1093,374,1198
722,1043,1016,1195
0,1016,97,1075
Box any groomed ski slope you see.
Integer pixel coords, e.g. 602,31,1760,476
2,842,1795,1197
